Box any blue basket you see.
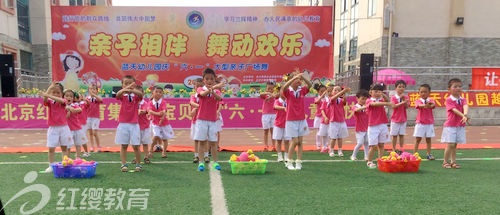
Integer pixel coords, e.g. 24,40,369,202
51,162,99,178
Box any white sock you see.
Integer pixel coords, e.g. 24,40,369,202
204,152,209,157
194,153,199,157
322,136,329,148
363,142,369,159
315,135,321,147
284,152,288,159
353,142,363,157
339,148,342,153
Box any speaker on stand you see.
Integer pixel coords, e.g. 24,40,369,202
359,54,374,91
0,54,17,97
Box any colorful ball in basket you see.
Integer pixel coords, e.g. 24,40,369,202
377,151,422,173
229,149,268,174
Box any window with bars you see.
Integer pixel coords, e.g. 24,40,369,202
17,0,30,42
348,37,358,61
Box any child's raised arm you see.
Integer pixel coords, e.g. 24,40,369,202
354,105,367,112
301,73,313,89
330,88,351,102
90,91,103,102
190,101,199,108
274,105,286,111
314,91,327,104
280,73,301,98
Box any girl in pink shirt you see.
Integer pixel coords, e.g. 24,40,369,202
390,80,410,152
77,93,91,158
39,82,74,173
136,86,152,164
441,78,470,169
327,86,351,157
313,83,327,151
260,81,278,151
318,84,333,153
272,90,290,162
194,68,224,171
68,92,89,160
351,90,370,161
366,84,394,169
86,83,103,152
148,86,175,158
281,70,312,170
190,78,204,163
413,84,436,160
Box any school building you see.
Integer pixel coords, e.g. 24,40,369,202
0,0,112,91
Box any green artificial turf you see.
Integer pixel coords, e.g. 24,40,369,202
0,150,499,214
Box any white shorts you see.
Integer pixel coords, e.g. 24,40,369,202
390,122,407,136
47,125,74,148
368,124,390,146
262,114,276,130
80,123,88,132
441,126,466,144
313,116,322,129
152,124,175,140
413,124,435,138
140,127,153,145
115,123,140,145
216,115,224,132
194,120,218,142
317,123,329,137
272,126,291,141
71,129,88,146
87,117,100,130
328,122,349,139
354,132,368,147
285,120,310,138
190,123,196,140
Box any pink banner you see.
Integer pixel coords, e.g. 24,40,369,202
0,97,356,129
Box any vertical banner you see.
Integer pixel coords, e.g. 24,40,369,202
51,6,333,93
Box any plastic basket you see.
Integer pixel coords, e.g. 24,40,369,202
376,159,421,173
51,162,99,178
229,160,268,175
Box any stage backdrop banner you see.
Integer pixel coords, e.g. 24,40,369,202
51,6,334,93
0,97,356,129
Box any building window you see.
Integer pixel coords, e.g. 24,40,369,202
368,0,376,17
339,42,346,60
69,0,84,6
91,0,96,5
20,50,32,70
340,0,347,12
17,0,30,42
348,37,357,61
338,59,344,74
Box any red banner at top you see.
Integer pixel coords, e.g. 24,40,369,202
51,6,333,91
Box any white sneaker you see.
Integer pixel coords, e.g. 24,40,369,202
367,162,377,169
295,160,302,170
338,151,344,157
286,162,295,170
44,166,53,173
350,156,357,161
277,153,284,162
82,152,90,158
329,152,335,157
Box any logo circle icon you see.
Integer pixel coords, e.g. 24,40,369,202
186,11,204,29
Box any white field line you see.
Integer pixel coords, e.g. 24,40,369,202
209,163,229,215
1,157,500,165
